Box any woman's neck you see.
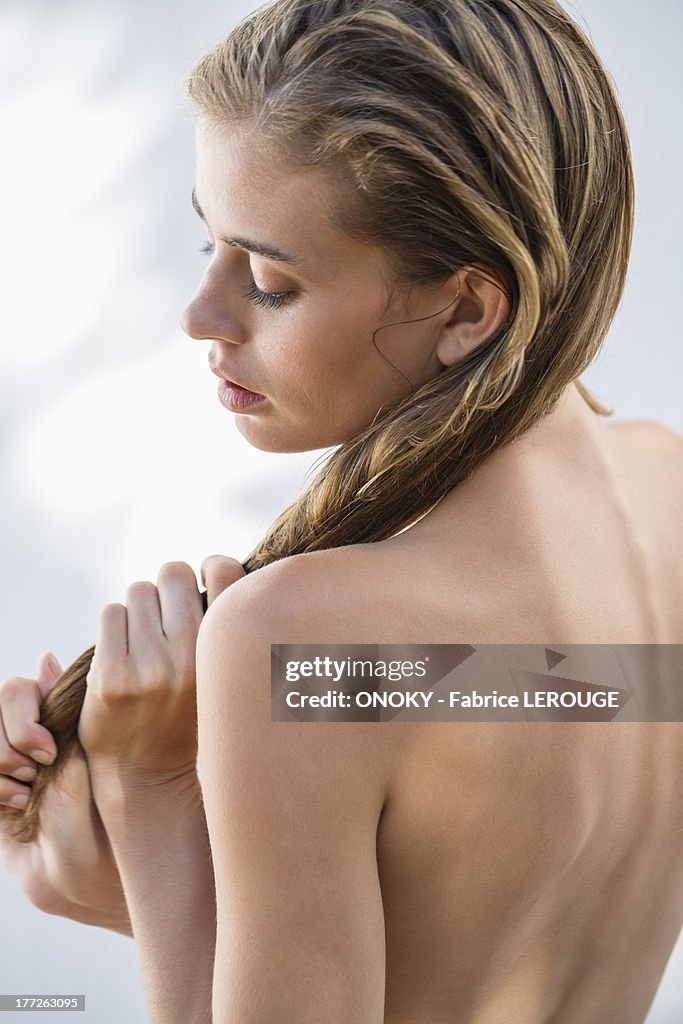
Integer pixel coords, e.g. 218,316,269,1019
399,381,611,539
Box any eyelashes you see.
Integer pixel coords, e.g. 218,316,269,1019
198,241,294,311
242,279,292,311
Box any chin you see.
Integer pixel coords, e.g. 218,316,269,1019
234,416,349,453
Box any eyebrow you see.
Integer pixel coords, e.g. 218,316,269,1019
191,186,305,267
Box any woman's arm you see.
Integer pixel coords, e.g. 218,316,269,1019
89,766,215,1023
76,556,245,1024
195,558,394,1023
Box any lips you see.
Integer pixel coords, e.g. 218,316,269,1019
209,363,264,397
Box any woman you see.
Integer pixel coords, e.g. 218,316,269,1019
1,0,682,1020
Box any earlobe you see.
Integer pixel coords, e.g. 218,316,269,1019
436,266,511,367
435,330,470,366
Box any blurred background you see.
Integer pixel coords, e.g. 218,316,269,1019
0,0,681,1020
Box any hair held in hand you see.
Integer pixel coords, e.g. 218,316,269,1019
3,0,634,842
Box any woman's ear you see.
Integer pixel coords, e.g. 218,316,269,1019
435,265,511,367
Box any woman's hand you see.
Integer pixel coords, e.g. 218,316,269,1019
78,557,245,783
0,555,244,930
0,653,131,933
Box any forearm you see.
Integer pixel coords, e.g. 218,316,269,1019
89,768,216,1023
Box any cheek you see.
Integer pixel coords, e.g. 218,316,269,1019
254,294,409,450
236,328,399,453
290,302,389,391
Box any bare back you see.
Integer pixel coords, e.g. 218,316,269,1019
329,408,683,1023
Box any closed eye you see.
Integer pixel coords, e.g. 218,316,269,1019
198,241,295,311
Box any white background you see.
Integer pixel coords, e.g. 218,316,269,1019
0,1,681,1020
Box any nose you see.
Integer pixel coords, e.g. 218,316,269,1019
179,276,245,345
178,293,207,340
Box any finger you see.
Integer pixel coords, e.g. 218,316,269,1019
125,581,165,653
200,555,246,607
35,651,63,700
156,562,203,642
91,603,129,680
0,677,57,771
0,774,32,809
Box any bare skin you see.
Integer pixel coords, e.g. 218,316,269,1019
5,387,676,1022
317,386,683,1023
179,125,682,1020
3,121,677,1019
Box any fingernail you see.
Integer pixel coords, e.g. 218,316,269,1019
9,793,30,808
13,766,37,782
47,654,61,675
31,749,55,765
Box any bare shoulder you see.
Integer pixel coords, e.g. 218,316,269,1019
608,416,683,454
204,545,377,641
607,418,683,512
197,546,404,795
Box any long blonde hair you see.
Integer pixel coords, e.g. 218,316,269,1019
4,0,633,841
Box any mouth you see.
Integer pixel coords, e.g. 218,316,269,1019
209,362,268,413
209,364,265,399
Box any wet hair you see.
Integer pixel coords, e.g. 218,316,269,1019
4,0,633,841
